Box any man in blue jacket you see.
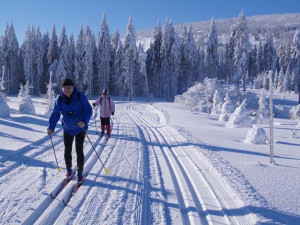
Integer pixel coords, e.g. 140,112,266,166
47,78,92,183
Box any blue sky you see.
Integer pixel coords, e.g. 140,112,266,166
0,0,299,42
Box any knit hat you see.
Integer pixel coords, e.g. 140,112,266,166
102,89,108,95
61,79,74,87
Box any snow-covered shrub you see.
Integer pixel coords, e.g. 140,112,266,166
253,74,264,89
19,82,36,115
219,93,235,121
174,78,224,113
257,89,270,124
44,73,56,116
290,104,300,119
19,96,36,114
18,84,26,99
242,91,259,110
0,92,10,117
227,99,252,128
211,90,224,115
245,126,267,144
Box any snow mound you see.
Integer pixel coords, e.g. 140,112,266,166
245,126,268,144
290,104,300,119
227,99,252,128
0,93,10,117
19,96,36,114
219,93,235,121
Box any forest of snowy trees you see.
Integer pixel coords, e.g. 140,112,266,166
0,12,300,101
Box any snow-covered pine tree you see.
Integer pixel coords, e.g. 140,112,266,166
44,71,56,115
137,44,149,98
2,23,20,94
258,89,270,124
146,20,162,98
46,25,59,88
229,11,250,90
276,67,285,93
110,30,124,95
34,26,44,94
123,15,139,101
40,31,50,93
23,26,34,95
83,24,95,96
219,93,235,121
205,17,218,79
74,26,85,91
56,26,70,85
291,29,300,102
96,14,111,94
211,90,224,115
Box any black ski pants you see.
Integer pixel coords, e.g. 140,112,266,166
63,131,85,170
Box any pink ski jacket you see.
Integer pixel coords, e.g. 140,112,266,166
94,95,115,118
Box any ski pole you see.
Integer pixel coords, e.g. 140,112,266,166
48,133,62,171
79,124,110,173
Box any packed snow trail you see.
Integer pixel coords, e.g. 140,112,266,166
0,101,258,224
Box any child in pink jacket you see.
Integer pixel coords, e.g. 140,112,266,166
93,89,115,138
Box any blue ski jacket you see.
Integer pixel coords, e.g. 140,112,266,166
48,87,92,136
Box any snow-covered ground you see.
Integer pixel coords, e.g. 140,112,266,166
0,92,300,224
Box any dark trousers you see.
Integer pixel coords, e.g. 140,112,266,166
63,131,85,170
100,117,111,134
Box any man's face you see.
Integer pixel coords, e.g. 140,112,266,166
62,85,74,97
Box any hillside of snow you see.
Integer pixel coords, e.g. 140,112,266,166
0,88,300,224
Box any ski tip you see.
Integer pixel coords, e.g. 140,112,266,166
57,167,63,171
105,168,110,173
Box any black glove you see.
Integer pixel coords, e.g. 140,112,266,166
111,112,114,116
92,103,96,107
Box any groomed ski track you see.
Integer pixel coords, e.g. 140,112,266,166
0,102,257,224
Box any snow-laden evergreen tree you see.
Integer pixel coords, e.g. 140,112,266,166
227,99,252,128
276,67,285,93
122,15,139,100
83,24,95,96
291,29,300,101
69,34,76,81
96,14,111,94
205,17,219,79
110,30,124,95
258,89,270,124
40,31,50,93
248,45,257,83
263,35,277,73
74,26,85,91
283,65,291,92
23,26,34,94
19,81,35,114
58,26,68,55
219,93,235,121
180,24,198,93
44,71,56,115
256,39,263,74
56,27,74,86
137,44,149,98
230,11,250,91
161,19,178,100
34,27,44,94
46,25,59,86
2,23,20,94
211,90,224,115
146,20,162,98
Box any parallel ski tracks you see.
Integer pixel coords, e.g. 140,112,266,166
127,104,251,225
